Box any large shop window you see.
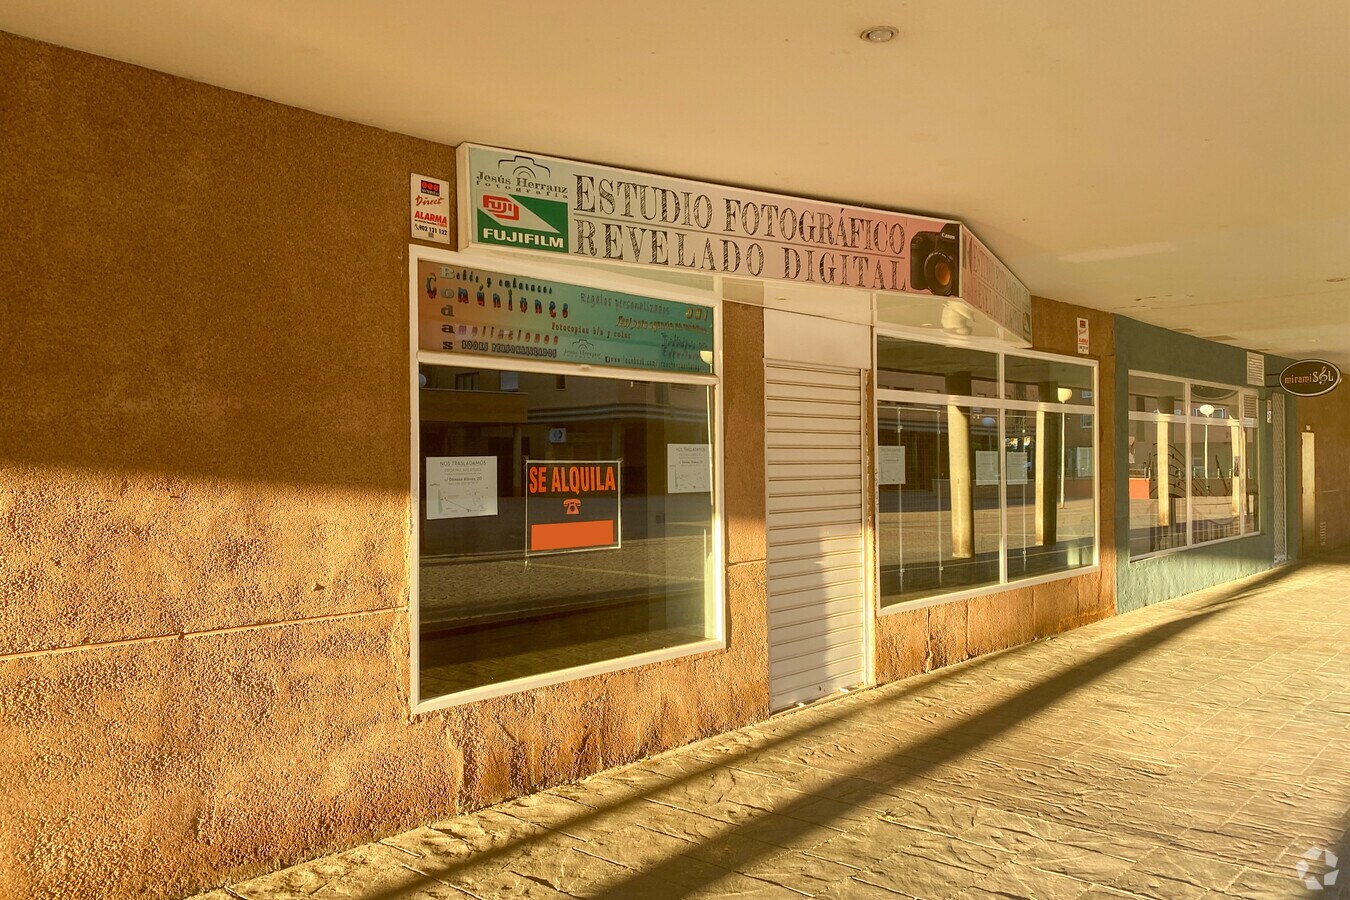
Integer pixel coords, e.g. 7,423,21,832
877,336,1097,608
1127,373,1262,558
413,260,720,706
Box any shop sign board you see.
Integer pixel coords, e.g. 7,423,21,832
411,174,451,244
525,460,621,553
457,144,1032,341
1279,359,1341,397
960,230,1034,343
417,260,713,374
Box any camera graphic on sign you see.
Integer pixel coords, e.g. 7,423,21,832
910,223,962,297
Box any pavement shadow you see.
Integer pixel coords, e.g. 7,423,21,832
314,562,1303,900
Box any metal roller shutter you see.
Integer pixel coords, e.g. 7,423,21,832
765,361,867,710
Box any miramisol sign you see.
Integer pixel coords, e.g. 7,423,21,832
525,460,621,554
457,144,1033,342
1279,359,1342,397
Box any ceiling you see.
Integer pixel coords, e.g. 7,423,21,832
4,1,1348,365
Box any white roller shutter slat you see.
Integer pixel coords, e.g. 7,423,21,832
769,568,864,598
770,593,869,629
765,429,862,449
771,652,867,697
768,549,864,578
768,462,859,480
767,478,862,498
766,362,867,711
769,492,860,513
767,534,863,562
765,366,861,389
766,398,860,418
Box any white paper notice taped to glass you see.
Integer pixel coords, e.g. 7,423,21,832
878,446,906,485
1006,451,1029,485
666,443,711,493
426,456,498,519
976,450,1001,486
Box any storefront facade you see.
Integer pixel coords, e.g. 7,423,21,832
1113,316,1297,612
0,32,1301,900
406,144,1114,716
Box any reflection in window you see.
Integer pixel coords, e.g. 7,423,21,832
1127,373,1264,558
1003,356,1094,405
1128,418,1188,556
1129,375,1185,416
877,336,998,396
1190,418,1241,542
878,403,1000,605
417,364,716,701
1005,412,1096,581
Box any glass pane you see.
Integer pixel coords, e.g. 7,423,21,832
1128,374,1185,416
879,402,1000,605
1191,421,1241,542
1006,412,1096,580
1128,417,1189,555
1190,383,1241,420
1003,355,1094,404
417,364,715,700
876,335,998,397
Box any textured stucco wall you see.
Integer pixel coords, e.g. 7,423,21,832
1111,316,1290,612
874,298,1118,682
0,33,768,900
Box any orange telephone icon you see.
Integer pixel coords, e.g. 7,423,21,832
563,498,581,515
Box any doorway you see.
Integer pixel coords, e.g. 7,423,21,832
764,310,870,709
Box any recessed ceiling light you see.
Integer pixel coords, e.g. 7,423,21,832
860,25,897,43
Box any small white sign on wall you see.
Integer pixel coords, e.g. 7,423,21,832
426,456,497,519
411,173,451,244
1076,317,1090,355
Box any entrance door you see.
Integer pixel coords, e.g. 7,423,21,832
1301,429,1317,554
764,310,869,710
1272,394,1288,562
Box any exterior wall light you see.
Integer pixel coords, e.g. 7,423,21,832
860,26,897,43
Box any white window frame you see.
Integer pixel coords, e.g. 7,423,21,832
408,245,726,714
872,330,1101,616
1126,370,1262,562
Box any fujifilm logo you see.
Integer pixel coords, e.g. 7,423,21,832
480,227,565,250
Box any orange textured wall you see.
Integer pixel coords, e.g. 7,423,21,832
873,298,1117,681
0,33,768,900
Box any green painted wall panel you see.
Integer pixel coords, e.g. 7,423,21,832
1113,316,1297,613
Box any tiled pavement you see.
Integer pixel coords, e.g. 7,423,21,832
193,558,1350,900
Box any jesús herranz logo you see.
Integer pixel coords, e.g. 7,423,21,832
478,193,569,253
